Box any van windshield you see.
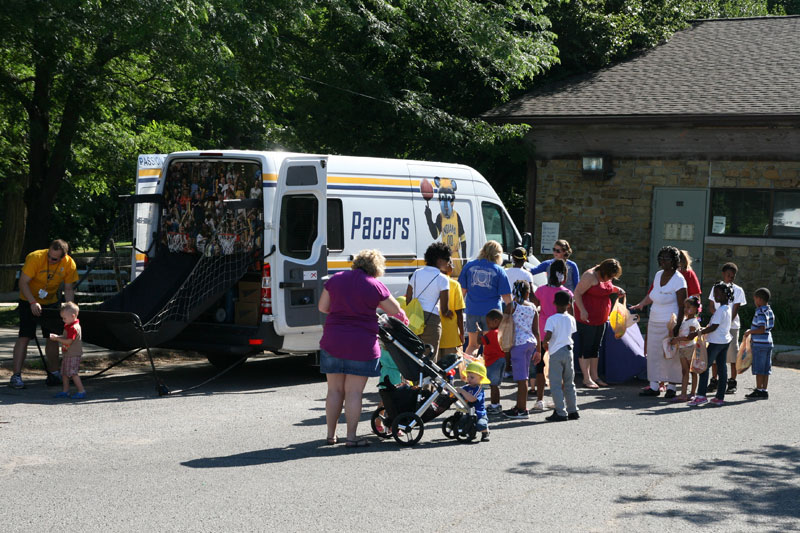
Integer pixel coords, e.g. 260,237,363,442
159,159,263,260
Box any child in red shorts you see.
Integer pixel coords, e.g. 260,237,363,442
50,302,86,399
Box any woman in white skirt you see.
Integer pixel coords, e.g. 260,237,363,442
631,246,687,399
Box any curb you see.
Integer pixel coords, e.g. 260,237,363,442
775,351,800,365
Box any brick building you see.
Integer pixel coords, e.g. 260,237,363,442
484,16,800,309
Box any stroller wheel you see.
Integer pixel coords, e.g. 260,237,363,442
370,407,392,439
455,415,477,443
392,413,424,446
442,414,459,439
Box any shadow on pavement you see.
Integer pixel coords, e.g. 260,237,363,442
614,444,800,530
0,355,323,406
180,435,464,468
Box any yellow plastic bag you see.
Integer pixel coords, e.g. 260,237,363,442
498,311,515,353
400,297,425,336
608,296,638,339
736,335,753,374
690,336,708,373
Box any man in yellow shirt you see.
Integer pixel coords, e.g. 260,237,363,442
10,239,78,389
439,260,466,364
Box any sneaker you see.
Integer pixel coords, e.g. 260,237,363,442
639,388,660,397
531,400,545,411
762,390,769,399
53,391,69,398
9,374,25,389
486,405,503,415
726,379,737,394
481,432,490,442
709,397,724,406
502,407,529,419
70,391,87,399
546,411,568,422
745,389,762,399
688,396,708,407
707,378,718,393
46,371,62,387
567,412,580,420
664,389,677,399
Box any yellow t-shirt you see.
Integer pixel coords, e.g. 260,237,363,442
439,277,466,349
19,249,79,305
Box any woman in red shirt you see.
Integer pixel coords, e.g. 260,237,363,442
679,250,702,297
573,259,625,388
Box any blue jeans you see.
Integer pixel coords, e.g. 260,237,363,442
697,342,730,400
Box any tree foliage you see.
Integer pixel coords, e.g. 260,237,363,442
0,0,795,274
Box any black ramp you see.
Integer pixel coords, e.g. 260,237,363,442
42,248,251,351
99,249,199,322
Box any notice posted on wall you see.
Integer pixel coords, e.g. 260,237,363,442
712,216,726,234
541,222,559,254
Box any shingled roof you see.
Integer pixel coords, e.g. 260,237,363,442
483,16,800,125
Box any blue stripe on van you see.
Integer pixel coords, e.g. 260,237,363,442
328,185,416,193
139,177,159,184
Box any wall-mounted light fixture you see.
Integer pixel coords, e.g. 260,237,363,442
581,155,614,179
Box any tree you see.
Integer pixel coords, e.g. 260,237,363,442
0,1,310,286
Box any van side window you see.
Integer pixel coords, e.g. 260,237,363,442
481,202,518,252
279,194,318,259
327,199,344,252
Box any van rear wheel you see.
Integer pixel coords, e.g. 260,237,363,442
205,353,248,370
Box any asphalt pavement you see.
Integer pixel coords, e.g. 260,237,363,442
1,337,799,532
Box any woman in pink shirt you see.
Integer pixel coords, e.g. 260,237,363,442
318,249,402,448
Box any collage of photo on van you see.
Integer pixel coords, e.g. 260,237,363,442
160,160,264,263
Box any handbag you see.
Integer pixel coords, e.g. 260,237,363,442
736,335,753,374
662,337,677,359
404,272,440,335
497,306,515,353
690,335,708,373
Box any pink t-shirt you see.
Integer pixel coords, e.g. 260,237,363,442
319,269,391,361
535,285,574,341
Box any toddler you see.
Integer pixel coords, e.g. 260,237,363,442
460,361,490,442
542,291,579,422
503,280,539,419
743,287,775,399
670,296,701,401
49,302,85,399
479,309,506,415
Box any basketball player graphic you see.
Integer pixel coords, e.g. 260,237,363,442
422,177,467,276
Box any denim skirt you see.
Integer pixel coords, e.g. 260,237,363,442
319,349,381,378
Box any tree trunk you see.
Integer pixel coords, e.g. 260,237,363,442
0,179,28,291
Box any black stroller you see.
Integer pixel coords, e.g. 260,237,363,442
372,315,479,446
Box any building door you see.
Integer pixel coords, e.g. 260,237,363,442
649,188,707,284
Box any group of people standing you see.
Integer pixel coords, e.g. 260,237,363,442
317,238,631,444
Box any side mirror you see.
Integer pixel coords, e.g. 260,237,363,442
522,232,533,256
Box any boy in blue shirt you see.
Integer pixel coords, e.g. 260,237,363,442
743,287,775,399
460,361,491,442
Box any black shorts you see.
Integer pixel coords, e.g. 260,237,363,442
17,300,61,339
575,321,606,359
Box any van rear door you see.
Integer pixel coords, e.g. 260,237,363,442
272,157,328,334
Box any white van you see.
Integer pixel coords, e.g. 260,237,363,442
130,150,542,365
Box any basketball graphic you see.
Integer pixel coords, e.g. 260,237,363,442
420,178,434,202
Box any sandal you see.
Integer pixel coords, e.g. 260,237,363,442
583,381,599,389
324,436,338,445
345,438,370,448
595,380,609,387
